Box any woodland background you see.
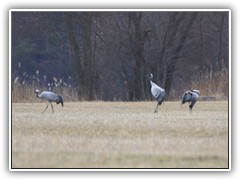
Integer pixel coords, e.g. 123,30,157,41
11,11,229,102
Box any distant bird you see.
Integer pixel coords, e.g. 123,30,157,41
181,89,200,110
34,90,64,113
146,73,166,113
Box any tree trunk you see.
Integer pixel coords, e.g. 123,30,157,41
218,14,225,71
65,12,83,100
128,12,149,100
82,12,93,100
164,12,198,99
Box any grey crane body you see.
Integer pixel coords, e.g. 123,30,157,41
146,73,165,113
181,89,200,110
34,90,63,113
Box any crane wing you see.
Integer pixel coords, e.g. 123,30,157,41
151,84,165,100
191,92,199,105
40,91,59,102
182,91,192,103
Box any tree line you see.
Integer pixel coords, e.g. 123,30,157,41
11,11,229,101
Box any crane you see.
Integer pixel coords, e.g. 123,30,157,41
181,89,200,110
146,73,166,113
34,90,64,113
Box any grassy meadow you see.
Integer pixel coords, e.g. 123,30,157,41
11,101,229,169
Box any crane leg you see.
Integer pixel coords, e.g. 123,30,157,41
189,104,193,113
50,102,54,113
154,103,159,113
42,102,49,114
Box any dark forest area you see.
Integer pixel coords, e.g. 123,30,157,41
11,11,229,102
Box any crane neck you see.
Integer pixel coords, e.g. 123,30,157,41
150,80,154,86
149,74,153,80
34,91,40,98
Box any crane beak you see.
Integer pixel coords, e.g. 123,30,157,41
145,74,150,78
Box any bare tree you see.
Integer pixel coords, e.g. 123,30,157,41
163,12,198,98
128,12,151,100
82,12,93,100
65,12,83,99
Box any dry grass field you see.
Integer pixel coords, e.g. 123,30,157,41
11,101,229,169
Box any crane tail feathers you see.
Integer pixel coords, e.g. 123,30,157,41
57,95,64,107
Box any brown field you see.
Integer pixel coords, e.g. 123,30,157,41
11,101,229,169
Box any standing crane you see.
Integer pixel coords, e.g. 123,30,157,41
146,73,166,113
34,90,64,113
181,89,200,110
